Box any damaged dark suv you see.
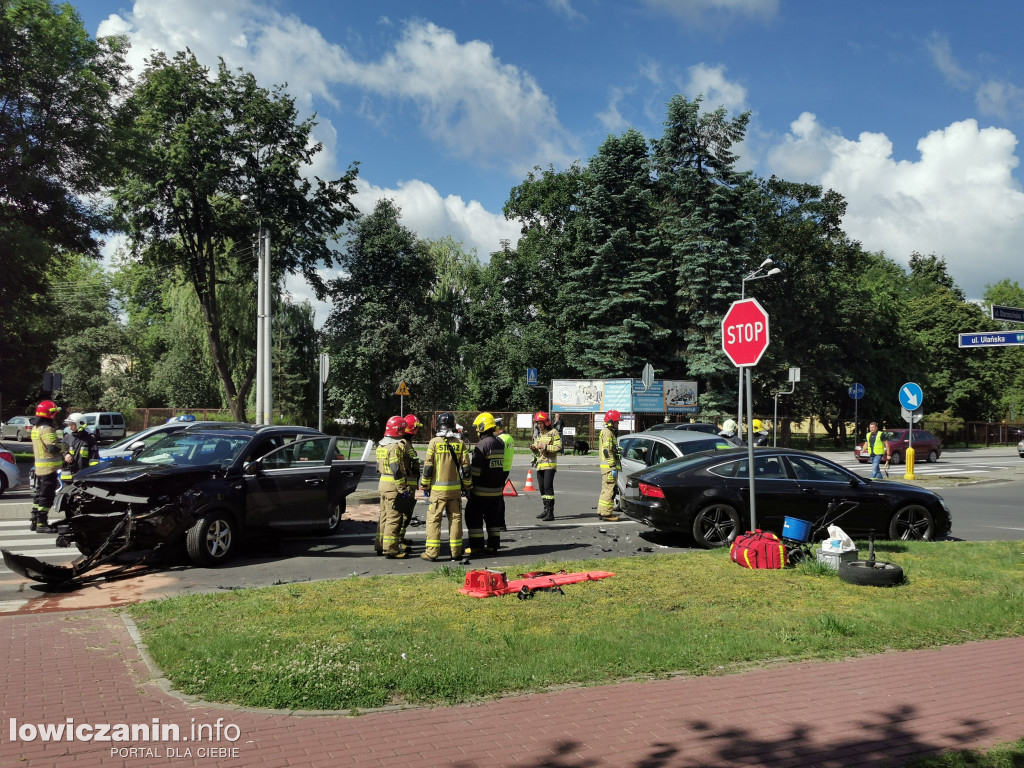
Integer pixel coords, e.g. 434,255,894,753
2,424,367,584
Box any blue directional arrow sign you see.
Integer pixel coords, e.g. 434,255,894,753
848,382,865,400
899,382,923,412
958,331,1024,348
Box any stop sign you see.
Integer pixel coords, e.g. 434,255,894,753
721,298,770,367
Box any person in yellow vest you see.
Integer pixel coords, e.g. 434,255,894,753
864,421,890,480
494,417,514,529
375,415,413,558
530,411,562,521
420,412,470,561
30,400,63,532
597,409,622,522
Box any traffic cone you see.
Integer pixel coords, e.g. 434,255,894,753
522,469,537,492
503,479,519,497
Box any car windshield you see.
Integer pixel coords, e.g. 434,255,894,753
134,432,250,467
672,437,732,455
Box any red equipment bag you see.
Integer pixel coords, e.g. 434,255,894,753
730,530,786,569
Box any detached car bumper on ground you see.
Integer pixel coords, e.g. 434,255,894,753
2,425,366,584
620,447,952,548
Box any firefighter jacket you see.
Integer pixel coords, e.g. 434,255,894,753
532,427,562,471
470,432,506,497
31,419,62,477
376,437,411,495
402,436,421,487
422,435,471,499
62,429,98,474
599,426,621,471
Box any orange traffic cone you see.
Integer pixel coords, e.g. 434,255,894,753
522,469,537,492
503,479,519,497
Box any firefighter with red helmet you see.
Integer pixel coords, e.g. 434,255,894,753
396,414,423,548
420,412,470,561
530,411,562,521
597,410,622,521
465,412,506,556
375,415,413,558
30,400,62,532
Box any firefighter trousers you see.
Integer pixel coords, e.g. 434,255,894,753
423,494,464,559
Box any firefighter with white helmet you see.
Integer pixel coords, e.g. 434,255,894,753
375,415,413,558
597,409,622,521
30,400,62,532
530,411,562,521
61,412,97,481
420,412,470,561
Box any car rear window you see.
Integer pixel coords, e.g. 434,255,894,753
673,437,731,455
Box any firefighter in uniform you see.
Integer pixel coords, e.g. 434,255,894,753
597,409,622,522
61,412,97,481
465,412,507,556
494,417,514,528
30,400,62,532
375,415,412,558
530,411,561,521
420,412,470,561
397,414,423,548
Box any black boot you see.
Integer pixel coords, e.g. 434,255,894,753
30,512,38,532
36,513,56,533
539,499,554,522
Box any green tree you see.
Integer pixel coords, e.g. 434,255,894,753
983,279,1024,420
112,50,358,421
0,0,129,411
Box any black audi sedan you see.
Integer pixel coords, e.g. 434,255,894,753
619,447,952,548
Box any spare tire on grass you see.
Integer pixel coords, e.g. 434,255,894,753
838,559,905,587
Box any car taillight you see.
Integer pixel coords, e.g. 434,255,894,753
638,481,665,499
0,451,14,464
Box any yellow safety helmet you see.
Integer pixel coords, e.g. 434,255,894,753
473,412,497,434
753,419,764,432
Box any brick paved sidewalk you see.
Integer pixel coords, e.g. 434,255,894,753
2,609,1022,768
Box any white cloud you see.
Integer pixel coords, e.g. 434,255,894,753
926,32,1024,121
767,114,1024,299
597,86,632,132
98,1,577,175
684,63,748,114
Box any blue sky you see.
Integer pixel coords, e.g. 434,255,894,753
72,0,1024,319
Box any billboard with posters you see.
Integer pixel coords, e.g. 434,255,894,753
551,379,698,414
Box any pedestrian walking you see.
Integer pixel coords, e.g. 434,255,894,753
530,411,561,521
30,400,62,532
864,421,890,480
375,415,414,558
420,412,470,561
465,412,507,556
597,409,621,521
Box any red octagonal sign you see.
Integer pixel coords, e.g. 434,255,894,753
722,298,770,367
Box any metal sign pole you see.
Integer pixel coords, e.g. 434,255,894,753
746,368,757,530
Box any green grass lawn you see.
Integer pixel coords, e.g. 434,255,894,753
127,539,1024,714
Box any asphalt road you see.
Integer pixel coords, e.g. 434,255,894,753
0,447,1021,612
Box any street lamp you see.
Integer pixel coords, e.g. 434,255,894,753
737,258,782,432
241,195,272,426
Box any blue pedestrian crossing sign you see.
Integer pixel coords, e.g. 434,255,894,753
898,382,923,411
526,368,538,387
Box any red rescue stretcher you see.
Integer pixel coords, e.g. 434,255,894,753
459,569,615,599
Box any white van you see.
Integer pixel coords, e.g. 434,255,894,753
82,412,127,442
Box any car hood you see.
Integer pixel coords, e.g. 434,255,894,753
66,462,223,504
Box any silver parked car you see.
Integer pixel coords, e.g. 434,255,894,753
0,449,20,496
1,415,34,442
616,430,735,501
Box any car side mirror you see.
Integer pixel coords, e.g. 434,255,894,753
244,460,262,476
129,441,146,457
849,477,860,488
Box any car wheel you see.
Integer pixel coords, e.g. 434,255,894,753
186,511,236,566
889,451,902,465
691,502,741,549
321,501,344,535
16,430,25,442
0,473,7,497
927,450,939,463
838,560,905,587
889,504,935,541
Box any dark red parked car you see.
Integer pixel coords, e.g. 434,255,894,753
854,429,942,464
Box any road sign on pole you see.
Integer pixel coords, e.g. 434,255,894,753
848,382,864,400
721,298,770,367
526,368,538,387
958,331,1024,348
992,305,1024,323
641,363,654,391
899,382,923,411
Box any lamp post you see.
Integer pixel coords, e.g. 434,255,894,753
242,195,272,426
737,258,782,432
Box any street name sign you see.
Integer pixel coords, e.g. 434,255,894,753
992,305,1024,323
958,332,1024,348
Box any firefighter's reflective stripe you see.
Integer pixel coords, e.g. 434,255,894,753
422,436,470,495
376,439,409,493
471,434,506,496
535,428,561,470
